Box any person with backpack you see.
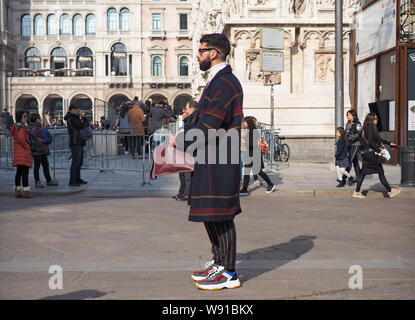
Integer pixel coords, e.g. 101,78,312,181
28,113,58,188
64,104,90,187
353,113,401,199
11,111,33,198
334,127,352,188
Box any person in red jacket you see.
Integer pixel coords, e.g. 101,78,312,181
11,111,33,198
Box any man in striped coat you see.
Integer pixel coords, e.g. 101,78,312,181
177,33,244,290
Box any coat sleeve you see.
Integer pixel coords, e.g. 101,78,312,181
366,126,382,153
335,140,345,159
16,128,31,150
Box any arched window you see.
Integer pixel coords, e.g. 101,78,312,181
51,47,67,76
34,14,44,36
47,14,58,35
25,47,41,73
152,56,162,77
21,14,31,36
73,14,83,36
60,14,70,35
119,8,130,31
86,14,96,35
179,56,189,76
111,43,127,76
76,47,93,76
107,8,117,31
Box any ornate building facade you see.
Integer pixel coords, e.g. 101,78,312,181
2,0,194,124
191,0,354,161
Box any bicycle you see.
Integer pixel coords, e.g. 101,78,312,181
272,131,290,162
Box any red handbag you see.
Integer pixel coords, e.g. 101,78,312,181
150,143,195,180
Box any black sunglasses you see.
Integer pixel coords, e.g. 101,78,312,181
198,48,220,55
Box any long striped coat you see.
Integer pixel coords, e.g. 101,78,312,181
183,65,244,222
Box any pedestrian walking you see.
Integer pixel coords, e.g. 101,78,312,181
28,113,58,188
353,113,401,199
334,127,351,188
11,111,33,198
175,33,243,290
64,104,90,187
239,116,275,195
43,111,52,128
119,102,132,154
128,102,145,158
171,99,198,201
345,109,362,185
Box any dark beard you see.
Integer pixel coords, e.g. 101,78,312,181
199,58,212,71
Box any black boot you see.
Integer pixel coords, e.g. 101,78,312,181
348,176,355,186
337,176,346,188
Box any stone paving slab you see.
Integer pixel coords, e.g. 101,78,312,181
0,194,414,299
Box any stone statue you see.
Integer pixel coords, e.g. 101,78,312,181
316,54,335,82
246,50,263,83
230,0,246,17
289,0,308,15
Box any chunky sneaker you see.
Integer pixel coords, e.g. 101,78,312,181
195,270,241,291
191,260,220,281
266,184,276,193
353,191,366,199
388,188,401,198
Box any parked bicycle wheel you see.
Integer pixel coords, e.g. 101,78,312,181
279,143,290,162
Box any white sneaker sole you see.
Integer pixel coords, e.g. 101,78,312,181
195,279,241,290
352,194,366,199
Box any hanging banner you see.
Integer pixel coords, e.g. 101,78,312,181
355,0,396,62
357,59,377,121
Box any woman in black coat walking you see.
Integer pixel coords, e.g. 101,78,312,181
239,117,275,195
345,109,362,185
353,113,400,199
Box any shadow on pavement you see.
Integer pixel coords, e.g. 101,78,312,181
39,289,108,300
236,235,316,283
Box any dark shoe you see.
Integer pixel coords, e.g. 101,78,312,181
69,182,82,187
177,195,189,201
171,194,182,200
336,181,346,187
348,177,355,186
35,181,44,188
240,189,249,196
46,180,59,187
77,179,88,185
266,184,276,193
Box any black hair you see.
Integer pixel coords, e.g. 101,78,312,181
133,96,139,101
363,112,380,137
336,127,346,140
186,99,198,110
29,113,41,123
15,111,27,123
119,102,131,118
346,109,359,122
200,33,231,60
243,116,257,130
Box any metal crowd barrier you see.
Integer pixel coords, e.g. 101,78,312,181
0,126,154,185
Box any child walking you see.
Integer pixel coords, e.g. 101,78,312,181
335,127,351,188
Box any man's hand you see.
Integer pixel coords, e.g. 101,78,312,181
171,134,177,147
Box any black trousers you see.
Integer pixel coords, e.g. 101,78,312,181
204,220,237,271
15,165,29,188
355,172,392,192
33,155,52,182
70,145,84,184
130,135,143,156
346,145,360,177
178,171,192,196
243,168,272,189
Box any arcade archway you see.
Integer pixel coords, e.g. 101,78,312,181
15,95,39,117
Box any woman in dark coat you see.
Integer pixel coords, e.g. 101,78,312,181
353,113,400,199
11,111,33,198
345,109,362,185
239,117,275,195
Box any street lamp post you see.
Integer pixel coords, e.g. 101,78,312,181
335,0,344,130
